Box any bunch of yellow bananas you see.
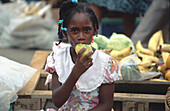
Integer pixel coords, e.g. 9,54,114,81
135,30,163,72
136,30,170,74
135,41,158,72
148,30,170,66
109,46,132,63
148,30,164,52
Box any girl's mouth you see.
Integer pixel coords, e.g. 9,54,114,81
77,41,86,44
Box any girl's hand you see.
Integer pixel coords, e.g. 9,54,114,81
72,47,93,78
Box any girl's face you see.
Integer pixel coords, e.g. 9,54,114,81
65,12,96,48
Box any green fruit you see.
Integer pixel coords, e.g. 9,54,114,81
93,34,108,49
107,32,136,53
75,44,93,58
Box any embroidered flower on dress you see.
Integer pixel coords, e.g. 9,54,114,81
70,96,79,108
111,59,118,71
91,97,99,107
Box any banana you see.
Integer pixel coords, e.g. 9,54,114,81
138,65,150,72
154,49,162,58
110,47,132,60
138,65,157,72
149,79,168,82
136,40,143,50
162,52,170,63
135,50,155,62
135,50,143,56
148,30,163,52
158,33,164,48
136,51,159,64
148,64,158,72
160,44,170,53
136,40,154,56
138,60,152,67
100,49,112,55
138,56,157,69
142,55,159,64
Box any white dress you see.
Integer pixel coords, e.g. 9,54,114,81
45,46,122,110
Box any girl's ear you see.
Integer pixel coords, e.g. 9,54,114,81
61,30,68,42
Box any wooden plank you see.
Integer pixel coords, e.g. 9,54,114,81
17,51,51,97
114,93,165,103
41,70,49,77
122,101,149,111
14,98,46,110
29,51,51,69
32,90,52,99
14,98,41,110
115,80,170,95
116,80,170,85
31,90,165,104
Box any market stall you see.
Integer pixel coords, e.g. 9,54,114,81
14,50,169,110
15,31,170,110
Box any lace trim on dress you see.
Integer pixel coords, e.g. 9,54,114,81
53,46,110,92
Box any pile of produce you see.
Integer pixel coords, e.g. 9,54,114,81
92,33,135,63
91,31,170,81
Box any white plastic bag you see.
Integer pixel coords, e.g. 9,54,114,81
119,54,161,80
0,56,37,111
0,1,58,49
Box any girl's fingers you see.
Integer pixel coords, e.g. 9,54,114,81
82,51,93,60
87,61,93,66
76,49,94,68
77,47,87,59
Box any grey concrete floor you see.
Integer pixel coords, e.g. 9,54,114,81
0,47,35,65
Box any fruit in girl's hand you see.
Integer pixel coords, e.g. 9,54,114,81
75,44,93,58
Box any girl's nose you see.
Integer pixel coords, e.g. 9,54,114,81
78,32,85,40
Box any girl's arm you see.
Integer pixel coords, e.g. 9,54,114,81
51,70,79,108
89,83,115,111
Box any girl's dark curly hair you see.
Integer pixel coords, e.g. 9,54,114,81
56,0,99,45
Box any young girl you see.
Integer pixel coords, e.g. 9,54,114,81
45,0,122,110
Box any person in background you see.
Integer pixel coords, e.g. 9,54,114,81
131,0,170,46
0,0,10,3
87,0,152,37
45,0,122,110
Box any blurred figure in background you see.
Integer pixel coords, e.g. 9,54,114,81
1,0,10,3
87,0,152,37
131,0,170,46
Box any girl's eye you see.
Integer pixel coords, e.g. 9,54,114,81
70,28,78,33
84,28,92,33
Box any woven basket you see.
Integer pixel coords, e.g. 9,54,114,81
165,87,170,111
